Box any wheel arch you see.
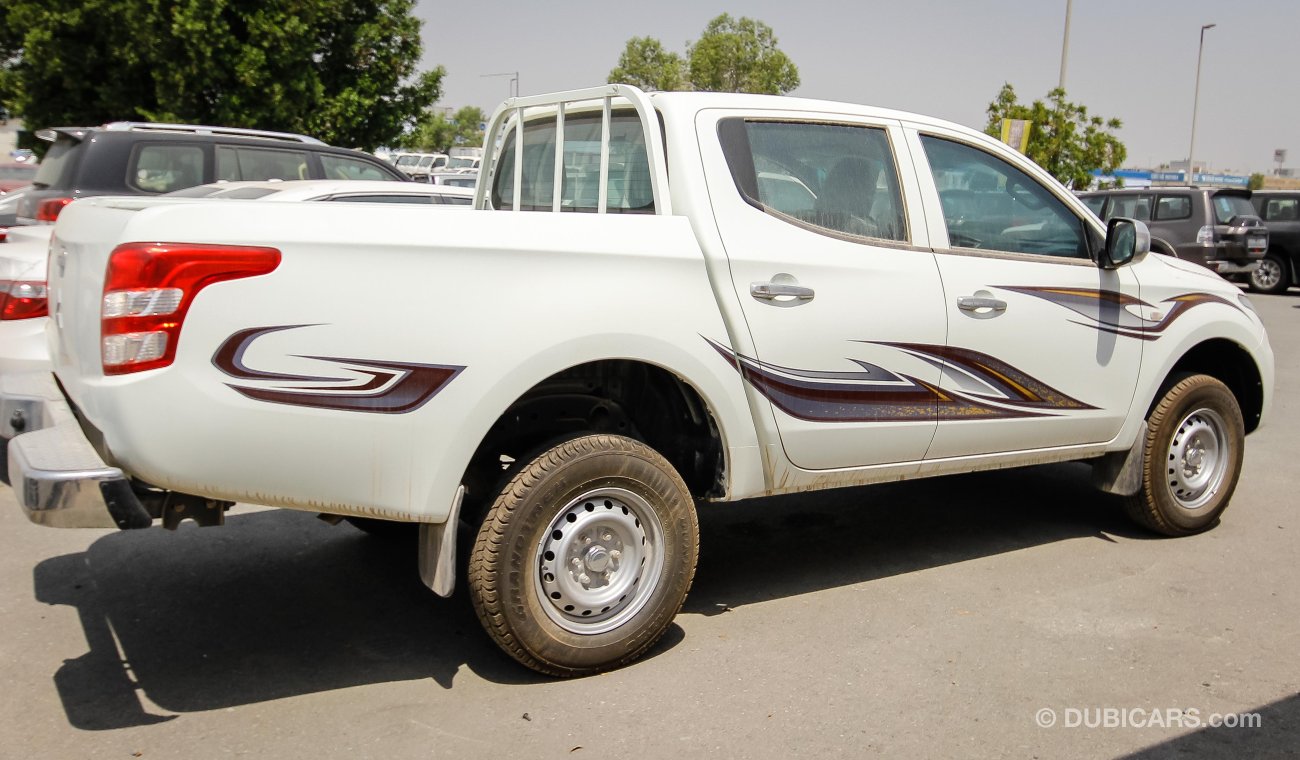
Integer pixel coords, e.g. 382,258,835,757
1146,338,1265,433
457,357,729,521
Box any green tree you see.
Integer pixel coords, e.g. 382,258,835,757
404,105,487,153
1248,173,1266,191
688,14,799,94
984,83,1126,189
608,37,688,92
1,0,443,150
607,14,799,95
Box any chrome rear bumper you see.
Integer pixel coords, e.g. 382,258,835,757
1,372,146,529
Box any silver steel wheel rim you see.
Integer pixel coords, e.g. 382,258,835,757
534,487,665,635
1165,407,1229,510
1254,259,1282,289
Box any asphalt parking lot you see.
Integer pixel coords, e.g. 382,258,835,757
1,292,1296,759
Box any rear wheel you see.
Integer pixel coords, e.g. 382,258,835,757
1248,254,1289,294
468,434,698,676
1124,375,1244,536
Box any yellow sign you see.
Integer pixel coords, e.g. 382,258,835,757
1000,119,1032,154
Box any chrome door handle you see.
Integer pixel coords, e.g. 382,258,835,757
957,296,1007,312
751,282,815,301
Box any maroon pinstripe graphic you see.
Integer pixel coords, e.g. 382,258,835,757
213,326,464,414
706,338,1094,423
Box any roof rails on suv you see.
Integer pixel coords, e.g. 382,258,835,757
98,122,325,145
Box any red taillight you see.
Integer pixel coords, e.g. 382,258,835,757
0,280,49,320
37,197,75,222
101,243,281,375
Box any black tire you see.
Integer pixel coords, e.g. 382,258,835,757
468,434,698,676
1124,375,1244,536
1248,254,1290,295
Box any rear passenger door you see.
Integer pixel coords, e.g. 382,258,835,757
698,111,947,471
908,126,1143,459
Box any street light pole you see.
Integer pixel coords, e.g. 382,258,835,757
482,71,520,98
1187,23,1216,185
1058,0,1073,91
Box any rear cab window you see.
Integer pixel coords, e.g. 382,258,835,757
491,110,654,214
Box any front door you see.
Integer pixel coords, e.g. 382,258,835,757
909,127,1143,460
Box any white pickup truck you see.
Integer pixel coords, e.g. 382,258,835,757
1,86,1275,676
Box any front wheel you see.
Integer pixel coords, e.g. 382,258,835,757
1248,254,1289,295
1124,375,1244,536
468,434,698,676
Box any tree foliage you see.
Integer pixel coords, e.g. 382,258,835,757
608,14,798,95
0,0,443,150
1248,173,1266,191
404,105,486,153
688,14,799,95
608,37,688,92
984,83,1126,189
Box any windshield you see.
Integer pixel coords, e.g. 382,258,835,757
448,156,477,169
395,155,420,168
32,137,82,188
1213,194,1256,224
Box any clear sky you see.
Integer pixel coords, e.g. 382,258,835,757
413,0,1299,176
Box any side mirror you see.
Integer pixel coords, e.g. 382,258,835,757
1100,217,1151,270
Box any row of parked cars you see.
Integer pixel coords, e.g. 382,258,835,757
1078,185,1299,295
0,121,477,375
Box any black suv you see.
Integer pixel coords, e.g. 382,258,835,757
17,122,406,224
1247,190,1299,294
1077,186,1268,277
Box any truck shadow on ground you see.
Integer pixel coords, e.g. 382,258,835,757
35,461,1143,730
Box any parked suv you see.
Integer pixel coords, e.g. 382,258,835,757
17,122,406,224
1078,186,1267,276
1247,190,1299,294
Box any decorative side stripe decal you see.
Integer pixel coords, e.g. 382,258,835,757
213,326,464,414
996,286,1239,341
706,338,1093,423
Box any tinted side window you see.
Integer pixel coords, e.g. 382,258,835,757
32,138,82,188
492,111,653,214
920,135,1086,258
321,155,394,181
719,119,906,242
1264,197,1299,221
1107,194,1153,221
130,144,206,193
1081,196,1106,216
216,146,310,182
1155,195,1191,220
